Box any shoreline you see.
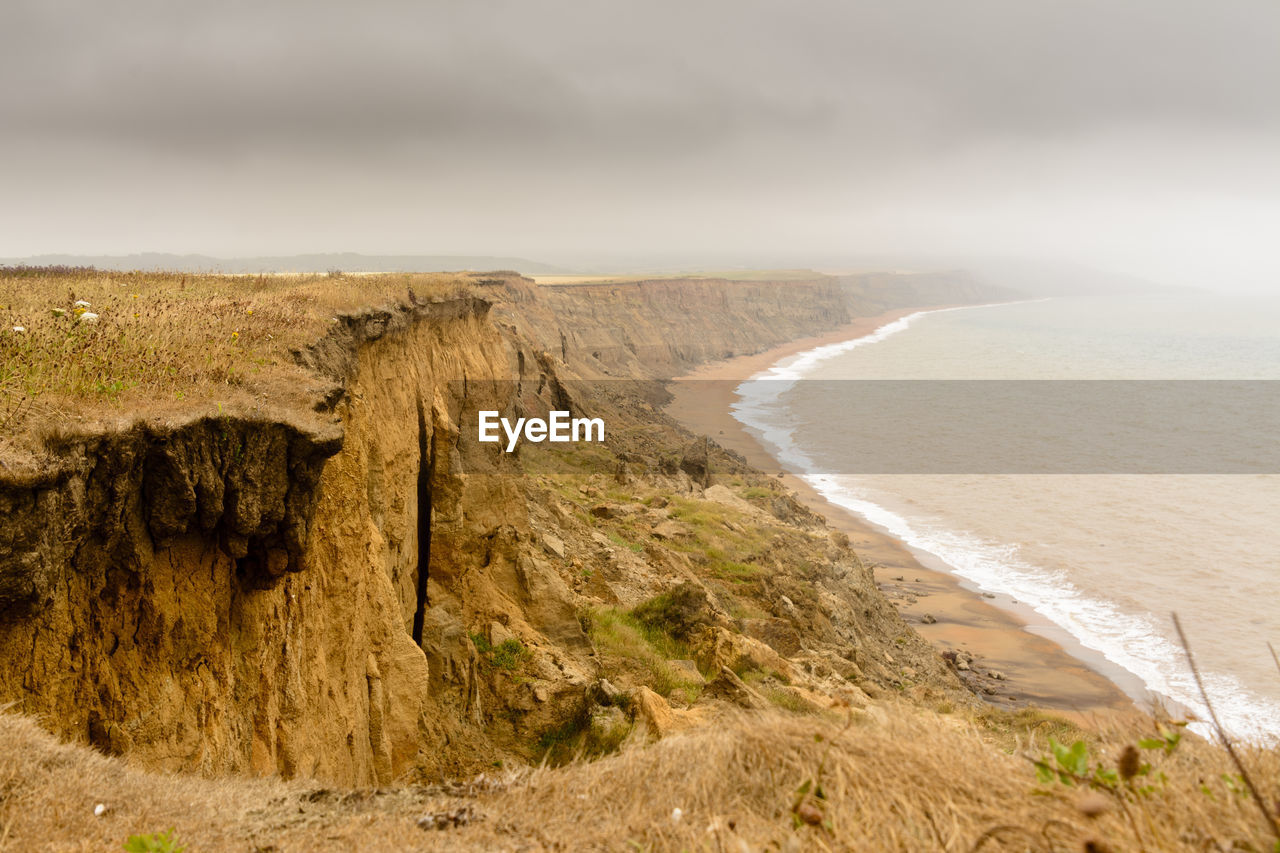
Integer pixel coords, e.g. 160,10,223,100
666,307,1143,717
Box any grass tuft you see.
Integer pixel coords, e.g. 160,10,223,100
585,606,705,700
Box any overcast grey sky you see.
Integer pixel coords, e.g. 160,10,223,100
3,1,1279,288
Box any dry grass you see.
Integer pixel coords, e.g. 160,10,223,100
0,267,470,451
3,703,1277,851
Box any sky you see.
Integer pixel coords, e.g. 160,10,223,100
3,1,1279,289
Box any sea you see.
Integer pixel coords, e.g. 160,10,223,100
731,292,1280,742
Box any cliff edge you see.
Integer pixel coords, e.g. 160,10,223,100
0,268,1006,785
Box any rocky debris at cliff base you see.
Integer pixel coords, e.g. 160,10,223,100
694,627,796,682
941,649,975,672
523,451,973,722
667,659,705,685
701,484,763,516
650,519,691,541
487,621,518,647
704,667,770,710
588,705,629,743
587,678,626,707
739,617,803,657
542,533,566,557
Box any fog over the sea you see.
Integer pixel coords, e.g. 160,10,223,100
3,1,1279,290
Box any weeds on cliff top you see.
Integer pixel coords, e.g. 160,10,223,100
1032,726,1182,794
122,828,186,852
0,267,472,446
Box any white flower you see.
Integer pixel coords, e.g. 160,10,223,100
93,803,106,817
11,326,25,333
671,807,683,823
78,312,100,324
74,300,91,309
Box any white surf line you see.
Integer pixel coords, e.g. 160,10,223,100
744,299,1050,383
804,475,1280,743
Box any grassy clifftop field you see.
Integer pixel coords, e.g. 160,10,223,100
0,267,476,458
4,699,1277,851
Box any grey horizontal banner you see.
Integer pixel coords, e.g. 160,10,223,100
723,379,1280,474
451,380,1280,474
450,379,1280,471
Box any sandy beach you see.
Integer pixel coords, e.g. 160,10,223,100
666,308,1141,715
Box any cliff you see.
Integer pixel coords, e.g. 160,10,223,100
504,270,1004,378
0,270,1005,785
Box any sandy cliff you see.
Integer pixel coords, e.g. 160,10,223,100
0,271,1005,785
507,271,1001,377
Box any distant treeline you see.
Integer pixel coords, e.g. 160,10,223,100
0,265,99,278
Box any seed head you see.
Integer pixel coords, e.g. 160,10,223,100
1118,745,1141,781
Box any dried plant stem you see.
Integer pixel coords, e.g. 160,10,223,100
1172,612,1279,844
969,824,1039,852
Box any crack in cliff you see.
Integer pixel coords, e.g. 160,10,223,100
411,396,434,648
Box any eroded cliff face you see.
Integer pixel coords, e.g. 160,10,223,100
0,272,1001,785
0,297,552,783
504,271,1005,378
514,278,850,375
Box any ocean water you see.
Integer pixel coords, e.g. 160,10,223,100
731,293,1280,741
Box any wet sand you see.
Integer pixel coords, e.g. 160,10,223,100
666,308,1143,716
